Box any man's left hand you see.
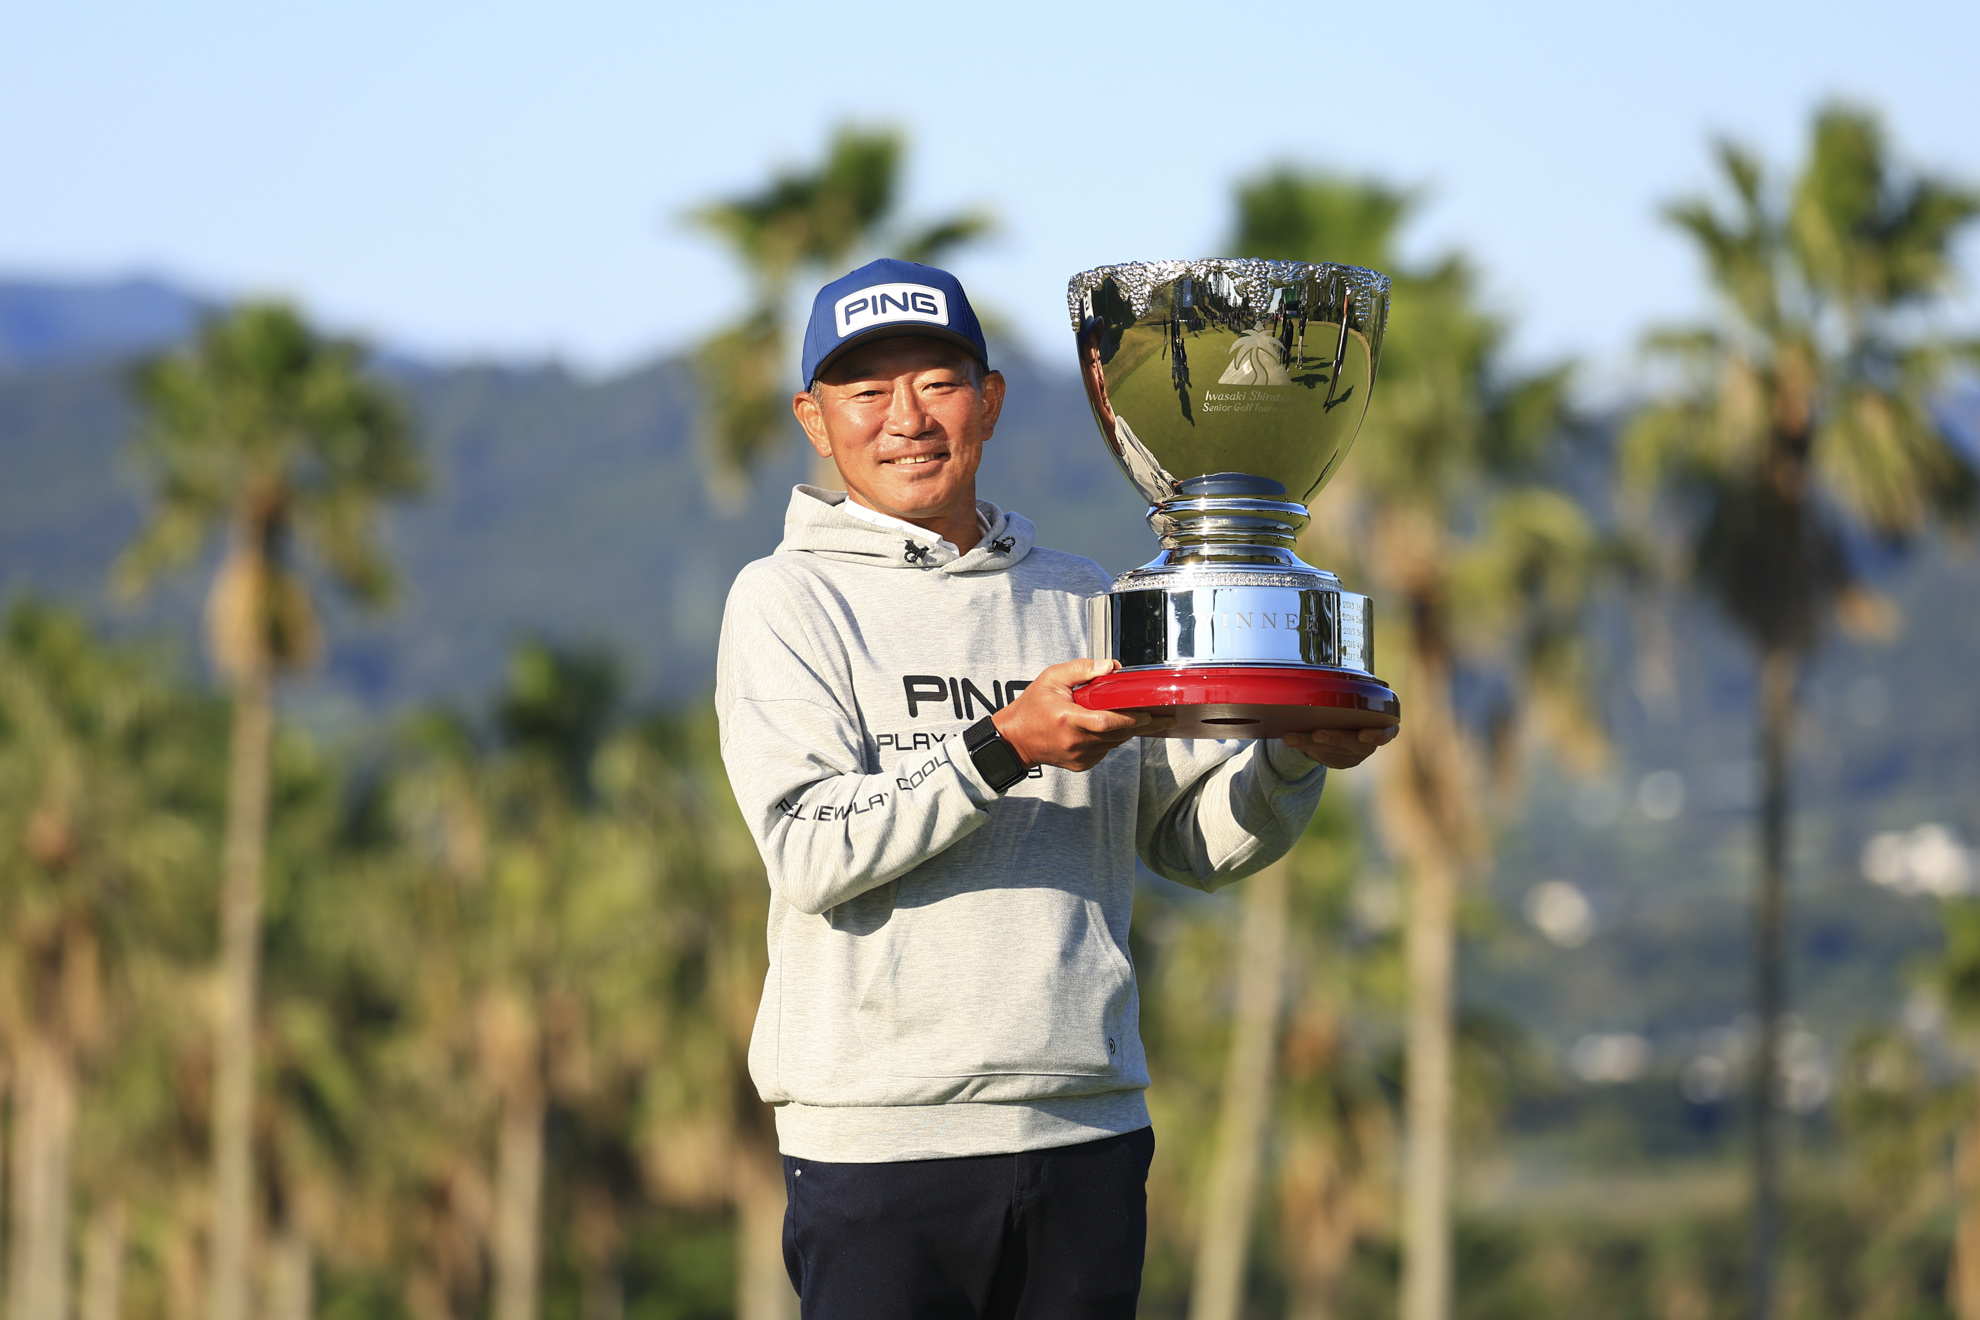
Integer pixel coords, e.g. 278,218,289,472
1280,723,1398,770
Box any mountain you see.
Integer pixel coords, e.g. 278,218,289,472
0,277,208,368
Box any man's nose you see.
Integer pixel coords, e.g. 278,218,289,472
885,383,933,435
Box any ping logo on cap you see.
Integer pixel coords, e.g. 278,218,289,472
835,283,949,338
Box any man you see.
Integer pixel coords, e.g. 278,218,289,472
714,258,1393,1318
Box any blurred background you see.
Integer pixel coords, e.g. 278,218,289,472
3,2,1980,1318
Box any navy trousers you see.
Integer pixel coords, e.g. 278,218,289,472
781,1127,1155,1319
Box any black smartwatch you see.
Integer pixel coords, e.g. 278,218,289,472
963,715,1029,793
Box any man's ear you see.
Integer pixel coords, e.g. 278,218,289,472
792,390,833,457
979,370,1007,437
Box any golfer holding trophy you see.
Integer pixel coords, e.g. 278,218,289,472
715,256,1396,1317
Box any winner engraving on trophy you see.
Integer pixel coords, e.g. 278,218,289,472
1068,259,1402,739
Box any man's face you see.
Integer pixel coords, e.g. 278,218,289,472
793,337,1005,523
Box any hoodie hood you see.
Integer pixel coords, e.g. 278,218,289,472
777,485,1035,573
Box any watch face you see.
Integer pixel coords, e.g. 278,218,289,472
974,738,1027,791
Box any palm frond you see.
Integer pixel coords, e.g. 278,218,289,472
811,127,903,265
1230,170,1416,271
693,308,790,477
895,210,996,267
1481,363,1574,471
1692,477,1853,654
1814,385,1957,534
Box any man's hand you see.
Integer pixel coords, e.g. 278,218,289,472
991,659,1170,772
1280,723,1399,770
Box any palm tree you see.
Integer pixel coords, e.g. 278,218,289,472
1921,900,1980,1319
391,642,687,1320
0,602,214,1320
1274,800,1397,1320
1623,103,1979,1320
394,645,613,1320
1188,858,1292,1320
623,707,796,1320
690,125,992,482
252,737,429,1320
1228,168,1607,1320
1191,805,1397,1320
118,302,424,1320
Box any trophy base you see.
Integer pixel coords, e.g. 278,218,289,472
1074,666,1400,739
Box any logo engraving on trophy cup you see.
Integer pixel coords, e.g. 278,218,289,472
1218,328,1293,386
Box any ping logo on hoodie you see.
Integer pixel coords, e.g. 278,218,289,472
836,284,949,337
902,675,1033,721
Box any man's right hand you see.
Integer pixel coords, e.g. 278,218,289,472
991,659,1169,772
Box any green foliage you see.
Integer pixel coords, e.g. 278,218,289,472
0,598,220,1032
689,128,903,288
1231,171,1415,275
0,601,226,1306
1935,900,1980,1030
495,641,622,800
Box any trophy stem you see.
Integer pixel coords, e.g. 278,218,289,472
1143,472,1313,571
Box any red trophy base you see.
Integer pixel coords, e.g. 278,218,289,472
1074,666,1401,739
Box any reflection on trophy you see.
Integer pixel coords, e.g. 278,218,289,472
1069,258,1401,739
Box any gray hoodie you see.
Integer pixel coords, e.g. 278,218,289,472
714,486,1327,1162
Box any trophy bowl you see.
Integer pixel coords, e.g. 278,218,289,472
1068,258,1401,739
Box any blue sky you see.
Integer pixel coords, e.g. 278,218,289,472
5,0,1977,388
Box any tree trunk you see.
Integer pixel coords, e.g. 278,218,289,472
1280,1108,1367,1320
1,1060,8,1315
209,667,273,1320
1283,1173,1359,1320
1951,1077,1980,1320
1400,848,1457,1320
265,1223,313,1320
579,1264,623,1320
1374,626,1472,1320
1379,630,1473,1320
1749,646,1796,1320
82,1199,128,1320
734,1147,796,1320
572,1189,624,1320
162,1222,204,1320
492,1083,546,1320
7,1037,77,1320
1189,858,1292,1320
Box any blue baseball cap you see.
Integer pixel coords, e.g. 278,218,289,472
800,258,989,387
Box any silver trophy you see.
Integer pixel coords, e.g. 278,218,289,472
1068,259,1400,738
